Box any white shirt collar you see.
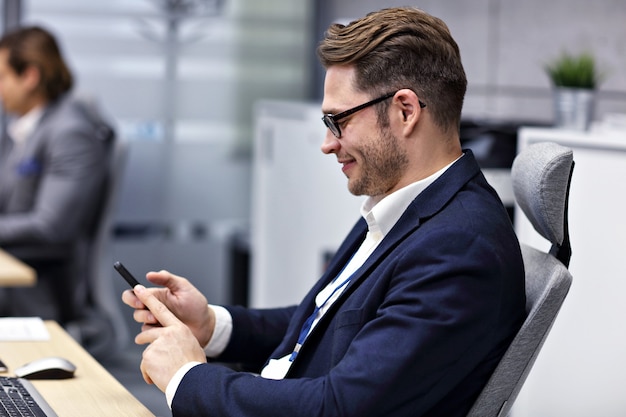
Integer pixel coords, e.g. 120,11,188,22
7,106,45,145
359,154,463,239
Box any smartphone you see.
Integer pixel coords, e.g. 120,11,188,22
114,261,153,317
113,261,141,288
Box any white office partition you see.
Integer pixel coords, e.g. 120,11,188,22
250,100,364,308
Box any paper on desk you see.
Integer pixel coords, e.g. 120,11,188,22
0,317,50,341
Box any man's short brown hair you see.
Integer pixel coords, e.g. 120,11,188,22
0,26,73,101
317,7,467,133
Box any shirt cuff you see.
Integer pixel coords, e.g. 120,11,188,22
204,304,233,357
165,361,203,409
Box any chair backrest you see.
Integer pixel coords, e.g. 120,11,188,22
87,137,129,317
65,138,130,358
466,142,574,417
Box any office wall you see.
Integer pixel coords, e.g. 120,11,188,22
314,0,626,124
21,0,626,285
21,0,313,313
24,0,312,219
16,0,626,335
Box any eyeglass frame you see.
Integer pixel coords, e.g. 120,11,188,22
322,91,426,138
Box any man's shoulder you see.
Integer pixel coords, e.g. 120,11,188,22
39,94,115,142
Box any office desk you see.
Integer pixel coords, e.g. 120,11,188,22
0,248,36,286
0,321,155,417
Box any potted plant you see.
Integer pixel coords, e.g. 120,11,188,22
545,51,603,131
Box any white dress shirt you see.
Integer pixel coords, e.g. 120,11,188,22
7,106,45,145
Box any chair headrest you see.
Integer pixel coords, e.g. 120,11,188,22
512,142,574,246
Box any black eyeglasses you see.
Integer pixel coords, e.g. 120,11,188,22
322,91,426,138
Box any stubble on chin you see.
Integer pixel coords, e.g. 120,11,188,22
347,131,408,198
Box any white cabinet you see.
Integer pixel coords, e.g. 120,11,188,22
250,101,364,308
513,127,626,417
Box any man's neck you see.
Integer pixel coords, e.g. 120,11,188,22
15,92,48,117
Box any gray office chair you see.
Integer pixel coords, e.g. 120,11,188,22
65,138,130,359
466,141,575,417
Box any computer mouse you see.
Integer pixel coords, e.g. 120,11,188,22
14,356,76,379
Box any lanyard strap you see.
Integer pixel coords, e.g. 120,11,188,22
288,230,381,362
289,274,352,361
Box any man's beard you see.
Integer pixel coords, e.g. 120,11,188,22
348,128,409,198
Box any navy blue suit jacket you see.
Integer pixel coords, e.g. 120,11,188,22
172,151,526,417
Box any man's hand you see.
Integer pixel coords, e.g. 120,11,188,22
132,284,207,392
121,270,216,347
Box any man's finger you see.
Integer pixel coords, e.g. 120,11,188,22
133,308,156,325
121,288,145,310
146,270,182,290
140,358,154,385
133,285,180,327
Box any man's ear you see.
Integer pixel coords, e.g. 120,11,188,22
21,65,41,92
393,88,423,136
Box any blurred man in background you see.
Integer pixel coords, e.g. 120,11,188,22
0,26,114,331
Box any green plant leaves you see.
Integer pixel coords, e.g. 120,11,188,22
545,52,600,89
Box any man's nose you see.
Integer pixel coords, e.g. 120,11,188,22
321,130,339,154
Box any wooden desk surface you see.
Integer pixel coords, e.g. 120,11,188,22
0,248,36,286
0,321,155,417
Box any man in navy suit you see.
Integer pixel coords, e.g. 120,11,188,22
123,7,525,417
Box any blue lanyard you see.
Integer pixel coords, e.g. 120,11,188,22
289,274,352,362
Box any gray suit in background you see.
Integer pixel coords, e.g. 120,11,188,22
0,92,114,323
